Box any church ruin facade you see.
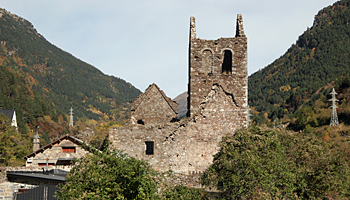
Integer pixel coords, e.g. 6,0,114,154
109,14,248,183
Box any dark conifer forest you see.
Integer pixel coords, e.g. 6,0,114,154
249,0,350,126
0,7,141,125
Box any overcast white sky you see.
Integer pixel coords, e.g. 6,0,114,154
0,0,337,98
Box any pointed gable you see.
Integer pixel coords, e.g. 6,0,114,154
131,83,178,124
23,134,96,168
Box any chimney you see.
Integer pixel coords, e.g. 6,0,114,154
33,126,40,152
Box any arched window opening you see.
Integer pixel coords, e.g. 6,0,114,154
202,50,213,74
222,50,232,74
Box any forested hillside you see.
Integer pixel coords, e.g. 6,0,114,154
0,65,63,133
249,0,350,124
0,8,141,123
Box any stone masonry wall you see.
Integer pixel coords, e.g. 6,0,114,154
25,139,90,167
0,182,35,200
109,14,248,187
188,14,248,135
109,118,220,174
131,83,178,124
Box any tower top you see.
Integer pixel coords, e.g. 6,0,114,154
190,14,245,39
33,126,40,139
190,16,196,39
330,87,338,95
235,13,245,37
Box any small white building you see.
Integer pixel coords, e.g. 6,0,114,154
0,108,17,128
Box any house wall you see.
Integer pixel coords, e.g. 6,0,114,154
25,139,90,167
0,181,35,200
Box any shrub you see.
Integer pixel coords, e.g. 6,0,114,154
201,126,350,199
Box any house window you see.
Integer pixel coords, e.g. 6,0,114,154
38,163,54,167
62,147,76,153
145,141,154,155
56,160,73,166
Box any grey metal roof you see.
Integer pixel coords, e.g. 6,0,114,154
7,172,66,183
0,108,14,120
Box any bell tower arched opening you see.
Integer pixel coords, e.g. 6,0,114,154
222,50,232,74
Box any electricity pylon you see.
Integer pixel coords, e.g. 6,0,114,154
69,107,74,127
328,88,339,126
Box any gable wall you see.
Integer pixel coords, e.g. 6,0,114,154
132,86,177,124
25,139,90,167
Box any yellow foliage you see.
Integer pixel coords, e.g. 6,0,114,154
43,115,52,122
88,105,103,115
279,85,291,92
264,112,269,119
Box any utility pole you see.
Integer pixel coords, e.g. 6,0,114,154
69,107,74,127
248,106,253,127
329,88,339,126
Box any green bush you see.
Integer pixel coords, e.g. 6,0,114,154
162,185,207,200
59,149,159,199
201,126,350,199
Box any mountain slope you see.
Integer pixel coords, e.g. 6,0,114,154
249,0,350,123
0,65,63,133
0,8,141,122
173,91,187,118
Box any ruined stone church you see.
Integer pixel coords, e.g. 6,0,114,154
109,14,248,183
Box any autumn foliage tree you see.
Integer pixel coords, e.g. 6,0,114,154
58,148,159,199
0,113,30,166
201,126,350,199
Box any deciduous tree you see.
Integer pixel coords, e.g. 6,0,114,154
201,126,350,199
59,148,159,199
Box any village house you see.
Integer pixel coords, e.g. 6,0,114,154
24,133,92,168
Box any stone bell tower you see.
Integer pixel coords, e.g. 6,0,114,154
187,14,248,130
33,126,40,152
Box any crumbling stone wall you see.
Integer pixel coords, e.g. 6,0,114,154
110,118,220,174
109,14,248,187
131,83,178,124
188,14,248,134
